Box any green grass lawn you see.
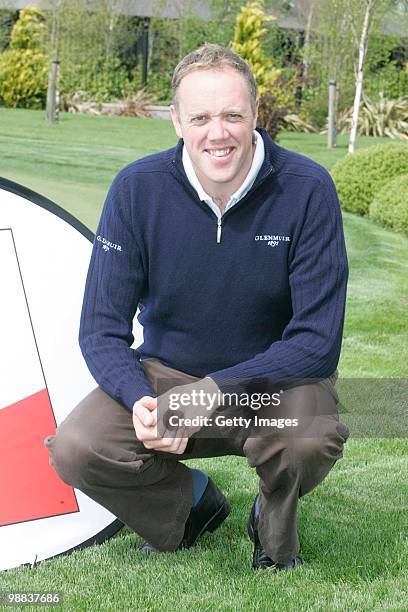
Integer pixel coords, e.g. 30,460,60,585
0,108,386,229
1,109,407,611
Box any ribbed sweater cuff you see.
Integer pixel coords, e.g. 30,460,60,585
207,373,248,398
118,378,157,412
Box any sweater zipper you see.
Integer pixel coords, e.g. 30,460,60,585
216,218,222,243
214,166,273,244
170,158,275,244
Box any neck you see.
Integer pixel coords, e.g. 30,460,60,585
211,195,229,214
196,172,243,209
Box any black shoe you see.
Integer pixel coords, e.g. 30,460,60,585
247,494,303,571
140,477,230,553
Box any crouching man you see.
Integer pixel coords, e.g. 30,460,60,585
45,44,349,571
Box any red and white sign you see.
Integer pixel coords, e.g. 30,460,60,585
0,229,79,528
0,179,143,571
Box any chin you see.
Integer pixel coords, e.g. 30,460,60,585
213,171,237,184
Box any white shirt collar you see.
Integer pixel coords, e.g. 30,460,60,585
182,130,265,218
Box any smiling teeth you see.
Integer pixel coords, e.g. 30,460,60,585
208,148,231,157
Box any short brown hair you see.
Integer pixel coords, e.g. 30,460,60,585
172,43,257,113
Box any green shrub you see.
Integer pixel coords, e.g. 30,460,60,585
282,113,317,133
61,56,136,103
331,142,408,216
337,94,408,140
369,174,408,235
232,0,287,104
257,88,288,141
0,8,48,109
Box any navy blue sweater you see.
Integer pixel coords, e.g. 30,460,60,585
79,128,348,411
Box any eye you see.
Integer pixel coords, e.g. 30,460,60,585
191,116,207,125
226,113,242,121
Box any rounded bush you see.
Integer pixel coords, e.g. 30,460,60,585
369,174,408,235
0,49,48,108
0,8,48,109
331,142,408,216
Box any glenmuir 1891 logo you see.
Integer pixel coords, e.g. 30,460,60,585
254,234,291,248
97,235,122,252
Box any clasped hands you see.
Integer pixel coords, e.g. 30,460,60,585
132,378,220,454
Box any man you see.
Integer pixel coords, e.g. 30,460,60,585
45,44,349,571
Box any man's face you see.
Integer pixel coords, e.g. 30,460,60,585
170,67,258,195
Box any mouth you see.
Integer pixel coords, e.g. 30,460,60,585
204,147,234,159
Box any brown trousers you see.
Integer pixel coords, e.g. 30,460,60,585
45,359,349,564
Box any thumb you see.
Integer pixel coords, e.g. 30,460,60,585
140,396,157,411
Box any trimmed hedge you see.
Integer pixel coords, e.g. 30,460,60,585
369,174,408,236
331,142,408,216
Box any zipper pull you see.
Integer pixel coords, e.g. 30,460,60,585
217,218,222,243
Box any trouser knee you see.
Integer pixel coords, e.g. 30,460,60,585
44,423,179,492
44,427,92,488
284,420,349,495
245,417,349,495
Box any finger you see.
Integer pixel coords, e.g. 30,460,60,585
137,429,163,444
149,425,180,449
143,426,186,451
133,404,157,428
133,416,162,443
138,419,183,448
163,427,189,454
144,428,176,449
171,437,189,455
139,396,157,411
133,403,152,427
144,438,189,453
143,437,175,450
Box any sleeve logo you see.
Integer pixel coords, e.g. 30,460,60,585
96,235,122,252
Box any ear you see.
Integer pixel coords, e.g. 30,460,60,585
170,105,183,139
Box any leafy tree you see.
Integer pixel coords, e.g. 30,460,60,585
232,0,281,97
52,0,140,101
0,7,48,108
297,0,407,128
232,0,294,138
347,0,381,153
147,1,250,103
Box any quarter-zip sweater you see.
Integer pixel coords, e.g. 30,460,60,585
79,128,348,411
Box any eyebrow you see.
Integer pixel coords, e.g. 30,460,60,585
186,109,246,118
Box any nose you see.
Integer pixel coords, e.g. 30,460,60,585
207,117,228,141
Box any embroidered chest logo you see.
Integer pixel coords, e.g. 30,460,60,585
97,235,122,252
254,234,291,248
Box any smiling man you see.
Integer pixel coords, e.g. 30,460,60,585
171,65,258,212
45,44,349,572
